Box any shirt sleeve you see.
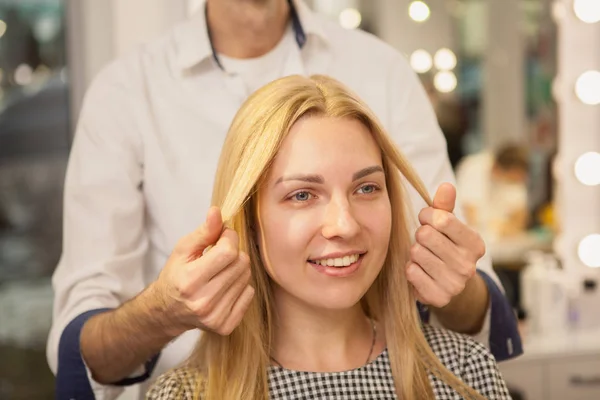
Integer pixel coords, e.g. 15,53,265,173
478,270,523,361
47,59,157,399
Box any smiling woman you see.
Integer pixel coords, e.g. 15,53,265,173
146,75,510,400
256,116,391,309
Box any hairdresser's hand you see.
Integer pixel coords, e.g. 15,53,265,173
406,183,486,308
152,207,254,336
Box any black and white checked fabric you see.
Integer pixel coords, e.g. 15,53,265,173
146,325,512,399
268,348,395,399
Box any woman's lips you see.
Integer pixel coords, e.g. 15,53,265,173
308,254,364,277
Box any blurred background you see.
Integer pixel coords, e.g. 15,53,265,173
0,0,598,399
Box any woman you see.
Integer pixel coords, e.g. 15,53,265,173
146,75,510,399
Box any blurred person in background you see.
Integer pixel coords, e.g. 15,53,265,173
456,144,530,242
47,1,521,399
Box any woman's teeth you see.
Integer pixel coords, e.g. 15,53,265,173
311,254,360,268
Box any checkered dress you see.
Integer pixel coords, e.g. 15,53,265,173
146,325,512,399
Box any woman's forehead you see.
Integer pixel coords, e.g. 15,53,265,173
260,118,381,184
281,116,378,158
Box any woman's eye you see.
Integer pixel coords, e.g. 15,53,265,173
357,184,378,194
292,191,312,201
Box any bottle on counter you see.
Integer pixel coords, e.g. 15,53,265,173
521,251,569,336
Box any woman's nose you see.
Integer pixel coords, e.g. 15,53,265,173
321,197,361,239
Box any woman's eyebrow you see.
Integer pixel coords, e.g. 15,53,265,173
352,165,384,181
274,165,383,186
275,174,324,185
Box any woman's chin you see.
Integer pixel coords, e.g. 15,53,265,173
301,289,368,311
274,279,377,312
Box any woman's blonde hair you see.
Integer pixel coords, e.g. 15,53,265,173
188,75,486,400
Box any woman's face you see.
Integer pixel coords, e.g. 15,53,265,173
257,116,392,311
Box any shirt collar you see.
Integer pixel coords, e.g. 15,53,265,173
292,0,328,45
174,0,328,71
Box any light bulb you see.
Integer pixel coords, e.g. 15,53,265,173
14,64,33,86
574,152,600,186
339,8,362,30
410,50,432,73
578,234,600,268
434,71,457,93
434,48,457,71
573,0,600,24
409,1,431,23
575,71,600,105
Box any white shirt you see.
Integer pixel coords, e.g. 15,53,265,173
218,24,296,95
47,1,497,399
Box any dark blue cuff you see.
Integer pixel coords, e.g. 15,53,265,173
416,270,523,362
479,270,523,361
418,302,430,324
56,308,161,400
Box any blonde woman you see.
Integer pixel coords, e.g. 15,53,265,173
146,75,511,400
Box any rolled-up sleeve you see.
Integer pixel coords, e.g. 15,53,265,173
385,54,521,361
47,60,150,399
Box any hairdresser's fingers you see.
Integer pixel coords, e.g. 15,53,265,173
197,264,252,334
410,242,444,278
410,242,462,296
191,251,251,303
183,229,241,292
154,226,248,336
411,229,473,294
219,285,256,335
174,206,224,259
414,289,427,305
418,207,485,260
405,262,452,308
178,257,249,331
415,224,462,266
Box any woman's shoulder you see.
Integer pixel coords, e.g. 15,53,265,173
422,323,492,366
422,324,512,399
146,366,199,400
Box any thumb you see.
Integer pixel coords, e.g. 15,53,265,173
432,182,456,213
180,206,224,258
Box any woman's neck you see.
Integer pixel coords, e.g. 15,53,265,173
271,291,381,372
